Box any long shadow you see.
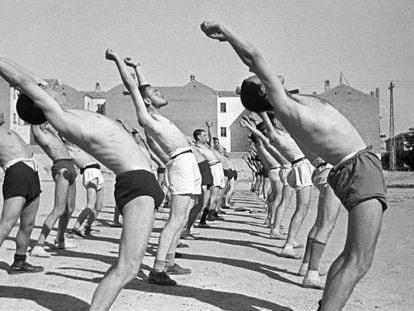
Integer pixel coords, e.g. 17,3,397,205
46,272,293,311
0,285,89,311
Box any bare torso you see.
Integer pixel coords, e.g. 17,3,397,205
65,144,98,169
147,113,190,156
53,109,152,175
268,128,305,163
0,128,33,167
32,125,71,161
256,140,280,169
270,92,366,165
195,143,219,163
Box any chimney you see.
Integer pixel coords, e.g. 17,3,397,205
324,80,330,91
95,82,101,92
235,86,241,94
190,74,195,81
376,87,380,98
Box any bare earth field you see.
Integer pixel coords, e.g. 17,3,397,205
0,168,413,311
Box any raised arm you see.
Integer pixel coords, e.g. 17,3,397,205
124,58,149,86
206,120,213,147
200,21,288,112
116,118,131,133
105,50,155,128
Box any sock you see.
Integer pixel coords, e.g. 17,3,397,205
303,237,314,264
309,239,327,271
199,208,209,224
165,253,175,267
14,253,26,263
153,260,165,272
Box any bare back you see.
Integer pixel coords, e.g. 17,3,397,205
270,93,366,165
52,109,152,175
256,140,280,169
0,128,32,167
268,128,305,162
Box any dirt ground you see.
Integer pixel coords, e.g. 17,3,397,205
0,169,413,311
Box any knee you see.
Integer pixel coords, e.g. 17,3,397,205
346,250,375,277
114,261,140,281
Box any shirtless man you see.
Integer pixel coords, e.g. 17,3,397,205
201,21,386,311
0,58,164,310
193,125,226,225
63,139,104,238
108,52,201,285
31,123,77,257
241,112,313,258
0,125,43,274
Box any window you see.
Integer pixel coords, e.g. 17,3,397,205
13,113,17,124
220,127,227,137
97,103,106,115
220,102,226,113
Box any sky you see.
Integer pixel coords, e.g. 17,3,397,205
0,0,413,135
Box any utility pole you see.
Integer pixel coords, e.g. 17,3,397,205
389,81,395,171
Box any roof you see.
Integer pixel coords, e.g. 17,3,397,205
217,90,239,97
318,83,373,98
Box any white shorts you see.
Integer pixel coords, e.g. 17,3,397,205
82,168,104,190
311,163,333,190
167,148,202,195
210,162,226,188
287,158,314,191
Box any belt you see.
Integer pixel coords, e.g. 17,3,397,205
171,149,193,160
316,162,328,169
291,157,305,165
208,161,220,166
80,163,101,174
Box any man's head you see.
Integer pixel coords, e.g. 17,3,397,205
16,93,47,125
212,137,220,149
240,75,273,113
139,84,168,108
193,129,207,143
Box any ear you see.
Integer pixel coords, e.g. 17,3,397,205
143,97,151,107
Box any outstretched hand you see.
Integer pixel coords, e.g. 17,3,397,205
240,119,248,128
205,120,212,127
124,57,140,68
200,21,227,42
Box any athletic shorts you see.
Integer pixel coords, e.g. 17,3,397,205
232,170,238,181
51,159,77,185
287,158,314,191
157,167,166,174
167,147,202,195
210,162,226,188
223,169,231,179
198,160,213,187
114,170,165,214
328,147,387,212
3,161,41,203
279,165,291,186
311,163,333,190
81,164,104,190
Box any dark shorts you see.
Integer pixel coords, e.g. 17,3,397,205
3,162,41,204
157,167,166,174
51,159,77,185
328,147,387,212
223,169,231,179
198,160,213,187
232,170,238,181
114,170,165,215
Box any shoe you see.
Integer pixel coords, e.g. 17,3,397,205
196,223,210,228
148,270,177,286
166,263,192,275
175,252,183,258
110,222,122,228
53,239,77,250
177,242,189,248
70,228,85,238
8,261,44,274
234,207,247,212
222,205,230,209
84,226,99,237
30,246,50,258
181,233,196,240
217,210,226,215
302,273,325,290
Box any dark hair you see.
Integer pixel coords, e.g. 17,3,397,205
249,133,257,143
138,84,152,99
16,93,47,125
240,79,273,113
193,129,205,141
256,122,266,133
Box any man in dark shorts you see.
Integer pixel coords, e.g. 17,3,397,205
201,21,386,310
0,58,164,310
0,125,43,274
30,123,78,257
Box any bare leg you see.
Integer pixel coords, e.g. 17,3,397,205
0,197,26,248
281,185,312,258
56,182,77,244
16,197,40,255
271,185,294,238
320,199,383,311
72,185,97,231
86,187,104,228
89,196,155,311
186,186,209,231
